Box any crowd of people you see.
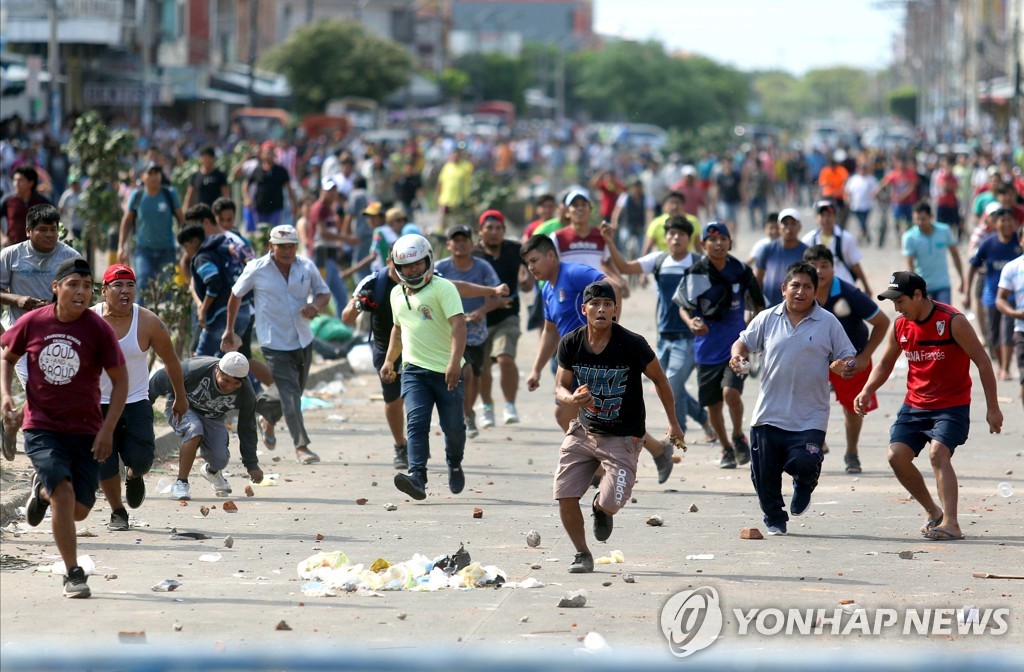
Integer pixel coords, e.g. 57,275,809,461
1,120,1022,595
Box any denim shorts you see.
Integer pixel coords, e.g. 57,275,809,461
889,404,970,456
24,430,101,509
99,400,157,480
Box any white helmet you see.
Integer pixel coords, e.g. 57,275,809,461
391,233,434,289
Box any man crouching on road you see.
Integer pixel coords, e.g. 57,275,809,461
150,352,264,500
553,280,684,573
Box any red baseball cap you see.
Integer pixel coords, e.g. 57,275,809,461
478,209,505,226
103,264,136,285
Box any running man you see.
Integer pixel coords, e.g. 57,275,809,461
855,272,1003,541
92,264,188,530
731,261,857,535
554,281,684,573
2,258,128,598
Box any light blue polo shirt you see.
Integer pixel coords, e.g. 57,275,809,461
739,302,855,432
902,222,956,291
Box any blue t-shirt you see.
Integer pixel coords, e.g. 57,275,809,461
902,223,955,291
970,234,1023,306
756,240,808,307
693,257,760,365
638,251,696,337
821,277,879,353
128,186,180,250
542,262,605,337
434,257,500,346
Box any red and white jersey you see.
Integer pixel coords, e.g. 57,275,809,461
895,301,972,409
551,226,609,271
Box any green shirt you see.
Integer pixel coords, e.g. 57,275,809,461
390,276,465,374
534,217,566,237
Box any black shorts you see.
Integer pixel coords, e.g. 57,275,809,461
463,344,485,377
99,400,157,480
23,429,100,509
372,346,402,403
697,360,745,407
889,404,970,456
986,304,1015,347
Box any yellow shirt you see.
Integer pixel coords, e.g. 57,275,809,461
437,160,474,207
390,276,465,374
645,213,701,252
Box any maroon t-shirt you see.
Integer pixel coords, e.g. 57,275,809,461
1,305,124,434
0,192,50,244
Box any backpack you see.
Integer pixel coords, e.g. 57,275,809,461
129,186,181,226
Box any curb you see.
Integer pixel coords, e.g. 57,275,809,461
0,359,352,527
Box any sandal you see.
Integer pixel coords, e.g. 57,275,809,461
258,417,277,450
296,448,320,465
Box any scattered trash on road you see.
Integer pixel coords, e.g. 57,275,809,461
526,530,541,547
152,579,181,592
740,528,764,540
645,515,663,527
557,590,587,608
595,550,624,564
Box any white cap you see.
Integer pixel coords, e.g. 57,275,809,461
321,176,337,191
681,164,698,177
218,352,249,378
563,189,591,207
778,207,801,223
984,201,1002,217
269,225,300,245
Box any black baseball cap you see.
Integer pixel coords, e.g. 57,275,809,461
446,225,472,240
54,258,93,283
583,280,616,304
877,271,927,301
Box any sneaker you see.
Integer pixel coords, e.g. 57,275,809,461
63,566,91,599
25,472,49,527
791,485,812,517
733,435,751,465
766,524,787,536
201,463,232,496
844,454,862,474
107,508,130,532
568,551,594,574
718,450,737,469
125,475,146,509
479,404,496,429
170,479,191,501
592,495,613,542
653,442,674,484
394,472,427,500
393,444,408,470
448,464,465,494
465,412,479,439
503,403,520,425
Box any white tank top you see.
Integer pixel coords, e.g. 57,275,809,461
95,304,152,404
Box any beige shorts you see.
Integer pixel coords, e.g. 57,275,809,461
483,315,521,362
552,419,642,514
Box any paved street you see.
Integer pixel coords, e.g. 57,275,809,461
1,214,1021,660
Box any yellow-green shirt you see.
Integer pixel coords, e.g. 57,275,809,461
390,276,465,373
645,213,701,252
437,160,473,207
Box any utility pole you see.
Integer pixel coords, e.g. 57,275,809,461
248,0,260,105
47,0,61,137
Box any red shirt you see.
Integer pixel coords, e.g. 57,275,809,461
934,169,959,208
552,226,608,271
1,305,124,434
596,179,624,220
883,168,919,206
896,302,971,409
669,180,707,216
0,192,50,244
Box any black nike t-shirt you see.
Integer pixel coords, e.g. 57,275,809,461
557,323,656,438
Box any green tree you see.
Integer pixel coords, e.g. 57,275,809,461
260,21,413,114
569,40,749,131
64,111,136,261
887,85,918,124
456,52,530,111
436,68,472,102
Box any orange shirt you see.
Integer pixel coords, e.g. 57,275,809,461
819,165,849,199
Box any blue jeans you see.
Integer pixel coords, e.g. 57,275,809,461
656,335,706,433
401,364,465,480
195,306,252,357
133,247,177,305
322,256,349,318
